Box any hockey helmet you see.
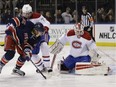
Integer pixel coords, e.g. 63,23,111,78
22,4,32,13
34,22,45,33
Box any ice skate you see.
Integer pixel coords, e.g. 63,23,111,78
46,67,53,73
36,67,52,73
0,62,4,74
12,68,25,76
42,67,53,73
0,63,4,74
36,64,45,73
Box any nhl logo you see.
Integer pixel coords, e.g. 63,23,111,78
110,26,114,32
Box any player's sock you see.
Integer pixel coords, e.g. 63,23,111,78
36,62,46,72
43,56,52,73
0,51,15,74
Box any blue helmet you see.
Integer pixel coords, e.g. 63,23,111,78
34,22,45,32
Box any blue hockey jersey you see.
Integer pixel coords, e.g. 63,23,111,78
5,16,46,51
5,17,34,46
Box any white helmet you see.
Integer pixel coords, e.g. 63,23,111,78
74,23,84,36
22,4,32,13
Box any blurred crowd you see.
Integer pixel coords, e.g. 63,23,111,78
0,0,115,24
0,0,32,24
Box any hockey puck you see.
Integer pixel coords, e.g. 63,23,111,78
36,69,39,73
104,74,108,76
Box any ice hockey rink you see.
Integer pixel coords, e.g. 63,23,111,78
0,46,116,87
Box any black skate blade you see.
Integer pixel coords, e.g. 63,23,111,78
11,72,25,76
48,69,53,73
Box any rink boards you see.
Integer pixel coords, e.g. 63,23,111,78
0,24,116,46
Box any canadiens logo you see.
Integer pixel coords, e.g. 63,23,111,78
72,41,82,48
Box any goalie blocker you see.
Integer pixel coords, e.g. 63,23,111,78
50,39,64,54
57,61,109,75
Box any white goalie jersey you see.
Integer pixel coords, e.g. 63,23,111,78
58,29,97,57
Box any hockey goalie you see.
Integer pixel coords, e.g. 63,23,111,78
50,23,109,75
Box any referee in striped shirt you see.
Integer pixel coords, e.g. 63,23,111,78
81,6,95,41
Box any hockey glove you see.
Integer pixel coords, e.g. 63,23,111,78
87,27,92,31
24,48,32,61
91,53,101,64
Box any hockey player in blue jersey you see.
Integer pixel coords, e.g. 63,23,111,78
0,15,47,76
21,4,52,73
12,22,52,76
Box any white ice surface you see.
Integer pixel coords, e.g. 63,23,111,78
0,46,116,87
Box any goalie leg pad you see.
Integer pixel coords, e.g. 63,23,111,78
75,62,109,75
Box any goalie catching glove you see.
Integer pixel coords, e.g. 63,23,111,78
50,39,64,54
90,48,102,64
91,53,101,64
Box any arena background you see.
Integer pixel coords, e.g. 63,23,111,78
0,1,116,87
0,0,115,47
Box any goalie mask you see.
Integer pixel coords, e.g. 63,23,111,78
74,23,84,36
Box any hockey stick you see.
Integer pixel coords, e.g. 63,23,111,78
51,54,57,69
11,36,47,79
98,49,116,62
30,59,47,79
18,46,47,79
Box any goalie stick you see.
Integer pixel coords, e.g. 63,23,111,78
98,49,116,62
51,54,57,69
50,39,64,69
